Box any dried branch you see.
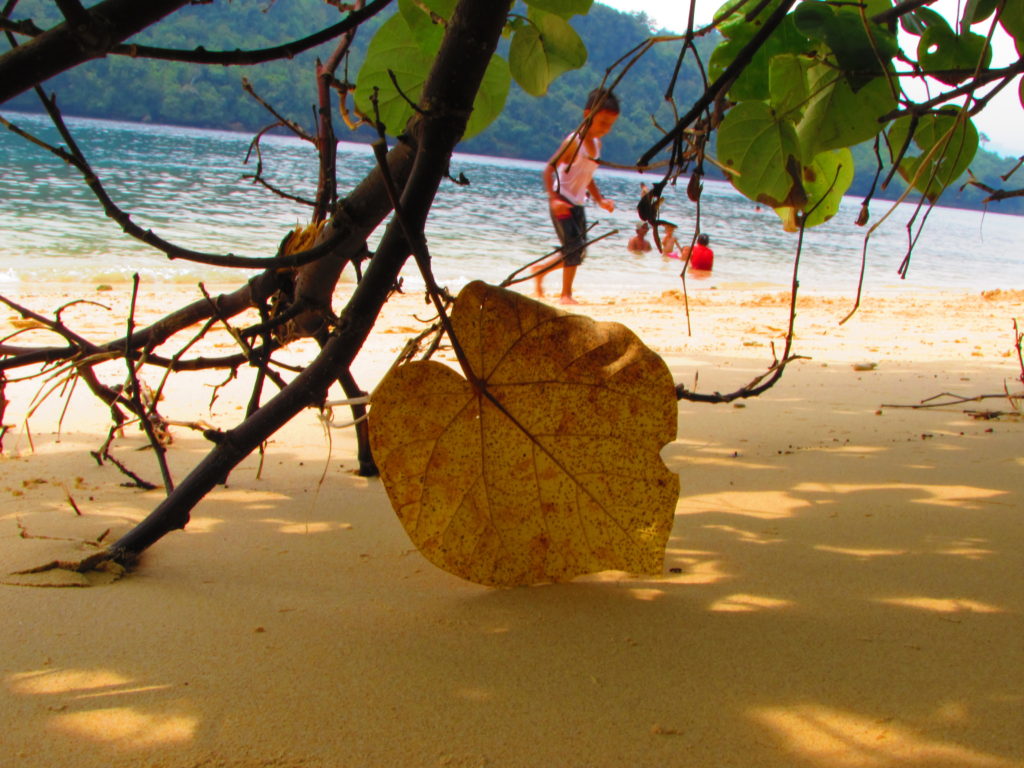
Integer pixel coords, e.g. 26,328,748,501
0,0,392,78
117,0,388,62
639,0,797,166
881,392,1024,409
962,171,1024,203
0,0,191,103
123,275,174,493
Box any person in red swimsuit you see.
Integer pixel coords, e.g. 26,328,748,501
687,233,714,272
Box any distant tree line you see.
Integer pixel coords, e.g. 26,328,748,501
5,0,1020,214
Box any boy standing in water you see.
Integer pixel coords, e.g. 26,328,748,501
533,89,619,304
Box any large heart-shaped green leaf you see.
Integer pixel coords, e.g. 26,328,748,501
368,282,679,587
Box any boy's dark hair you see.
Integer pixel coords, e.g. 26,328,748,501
697,233,710,246
585,88,619,114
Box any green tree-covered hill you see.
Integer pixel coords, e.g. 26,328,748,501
5,0,1020,213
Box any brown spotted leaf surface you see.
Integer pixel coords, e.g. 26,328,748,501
368,281,679,586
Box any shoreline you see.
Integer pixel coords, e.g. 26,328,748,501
2,281,1022,767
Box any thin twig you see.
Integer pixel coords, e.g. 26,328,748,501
124,275,174,493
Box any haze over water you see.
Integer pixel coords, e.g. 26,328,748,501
2,113,1022,296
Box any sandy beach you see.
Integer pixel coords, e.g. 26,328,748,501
1,280,1022,768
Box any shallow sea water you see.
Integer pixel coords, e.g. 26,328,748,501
1,112,1021,296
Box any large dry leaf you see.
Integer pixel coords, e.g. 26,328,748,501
368,281,679,586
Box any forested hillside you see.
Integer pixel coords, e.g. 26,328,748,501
5,0,1020,213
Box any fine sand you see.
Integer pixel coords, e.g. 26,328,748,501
1,281,1022,768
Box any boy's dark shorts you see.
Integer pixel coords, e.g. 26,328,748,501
551,203,587,267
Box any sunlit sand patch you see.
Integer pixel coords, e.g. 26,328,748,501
814,545,909,559
8,668,132,696
709,593,793,612
814,445,887,455
8,667,175,702
925,536,995,559
257,518,354,535
206,489,291,503
791,482,1007,509
179,515,224,533
876,597,1004,614
674,454,779,470
619,548,733,586
575,560,730,586
702,523,783,544
932,545,994,559
679,490,809,520
51,707,197,748
627,587,665,601
8,668,195,747
751,704,1019,767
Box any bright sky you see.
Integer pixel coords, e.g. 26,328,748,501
598,0,1024,157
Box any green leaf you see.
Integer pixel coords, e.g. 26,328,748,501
772,148,854,231
917,11,992,85
715,0,788,38
770,147,851,231
523,0,594,19
717,100,805,209
355,14,434,135
509,8,587,96
398,0,447,54
709,16,811,101
795,2,899,90
831,9,900,79
796,64,894,157
900,11,927,36
793,0,834,40
801,147,854,227
708,32,759,96
419,0,458,15
465,53,511,139
355,12,510,139
999,0,1024,49
768,54,810,118
861,0,892,16
963,0,999,28
889,111,979,202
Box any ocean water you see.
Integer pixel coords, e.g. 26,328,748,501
1,112,1022,295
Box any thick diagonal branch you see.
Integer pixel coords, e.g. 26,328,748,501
87,0,514,567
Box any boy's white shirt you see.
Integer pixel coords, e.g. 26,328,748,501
553,133,601,206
